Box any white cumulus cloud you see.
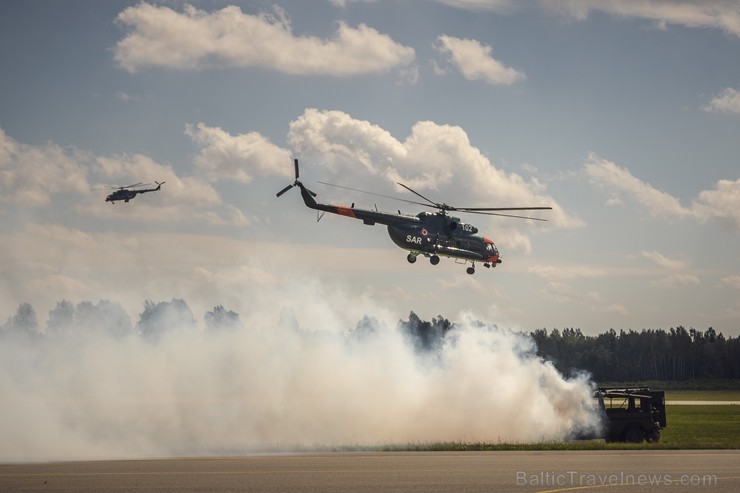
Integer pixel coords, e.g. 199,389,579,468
186,123,292,184
114,3,415,75
434,35,525,86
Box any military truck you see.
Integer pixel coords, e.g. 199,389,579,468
595,387,666,443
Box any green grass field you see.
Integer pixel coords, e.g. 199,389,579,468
376,391,740,451
666,390,740,401
659,405,740,448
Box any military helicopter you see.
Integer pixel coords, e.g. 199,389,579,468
277,159,551,274
105,182,165,203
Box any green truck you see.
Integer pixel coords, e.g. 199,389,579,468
595,387,667,443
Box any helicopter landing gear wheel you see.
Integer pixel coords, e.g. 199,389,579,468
466,266,475,275
430,255,440,265
407,253,417,264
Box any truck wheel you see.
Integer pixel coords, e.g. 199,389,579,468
646,430,661,443
624,427,645,443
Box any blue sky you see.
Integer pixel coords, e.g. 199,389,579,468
2,0,740,335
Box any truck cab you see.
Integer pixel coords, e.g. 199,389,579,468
595,387,666,443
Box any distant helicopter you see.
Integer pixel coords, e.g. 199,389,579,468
277,159,551,274
105,182,165,203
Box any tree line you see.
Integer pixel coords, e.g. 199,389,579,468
4,302,740,382
0,299,240,340
396,313,740,382
530,326,740,382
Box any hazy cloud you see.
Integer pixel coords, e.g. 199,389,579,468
721,275,740,289
584,154,740,230
0,127,246,227
437,0,740,37
650,273,700,287
329,0,379,6
0,128,88,206
542,281,601,305
436,0,518,12
529,264,606,280
606,303,629,315
586,154,740,232
640,250,685,270
704,88,740,114
90,152,247,227
692,178,740,230
114,3,415,75
584,153,692,219
434,35,525,86
541,0,740,37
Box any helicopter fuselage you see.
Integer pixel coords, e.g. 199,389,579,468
106,189,139,203
105,182,164,203
386,218,499,263
297,183,500,266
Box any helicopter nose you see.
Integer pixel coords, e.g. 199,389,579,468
483,237,499,262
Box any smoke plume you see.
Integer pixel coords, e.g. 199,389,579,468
0,282,601,461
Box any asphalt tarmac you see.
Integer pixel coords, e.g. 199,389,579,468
2,450,739,492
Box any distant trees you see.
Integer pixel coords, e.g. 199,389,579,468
1,299,239,340
398,312,453,352
46,299,133,337
530,326,740,382
137,299,197,340
204,305,241,331
0,303,39,340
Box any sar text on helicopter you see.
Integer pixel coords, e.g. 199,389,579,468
276,159,551,274
105,182,165,204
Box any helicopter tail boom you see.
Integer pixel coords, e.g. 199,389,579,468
276,160,418,227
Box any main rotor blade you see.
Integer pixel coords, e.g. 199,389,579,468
319,180,551,220
276,184,293,197
119,182,145,189
317,181,431,208
396,182,440,207
462,209,549,221
458,206,553,212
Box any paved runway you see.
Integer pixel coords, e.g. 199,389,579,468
2,450,739,492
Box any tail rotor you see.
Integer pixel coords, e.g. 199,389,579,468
276,159,316,198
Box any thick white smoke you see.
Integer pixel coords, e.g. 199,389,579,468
0,281,601,461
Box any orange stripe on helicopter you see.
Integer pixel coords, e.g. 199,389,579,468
483,237,499,262
336,206,356,218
